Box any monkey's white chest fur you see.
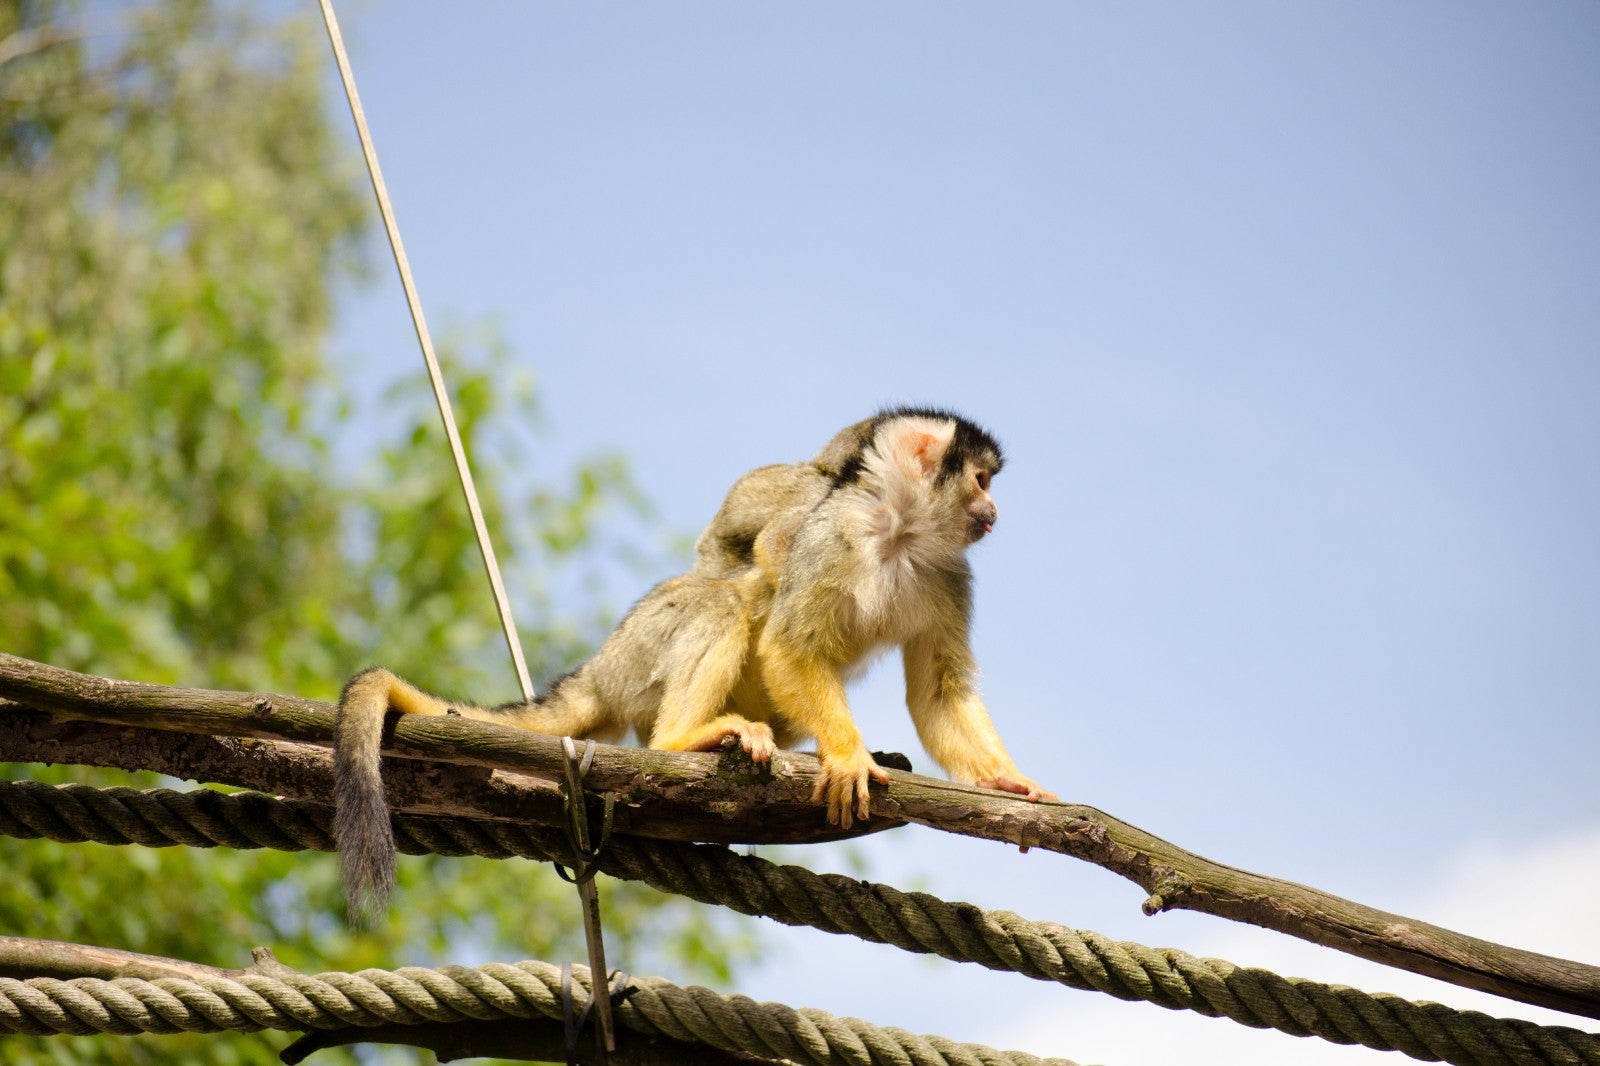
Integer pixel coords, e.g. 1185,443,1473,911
841,485,966,645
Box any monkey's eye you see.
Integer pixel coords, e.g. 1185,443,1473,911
974,469,991,491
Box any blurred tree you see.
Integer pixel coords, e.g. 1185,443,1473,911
0,1,747,1062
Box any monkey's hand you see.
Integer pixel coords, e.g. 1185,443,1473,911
975,773,1058,803
814,746,892,828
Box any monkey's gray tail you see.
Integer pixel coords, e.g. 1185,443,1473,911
333,668,398,926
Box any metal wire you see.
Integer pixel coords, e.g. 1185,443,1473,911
316,0,535,700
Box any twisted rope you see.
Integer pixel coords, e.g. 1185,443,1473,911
4,781,1598,1066
0,958,1073,1065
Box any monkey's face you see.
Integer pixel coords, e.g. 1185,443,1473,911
963,462,999,543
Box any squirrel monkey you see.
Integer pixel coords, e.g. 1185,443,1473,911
335,408,1052,916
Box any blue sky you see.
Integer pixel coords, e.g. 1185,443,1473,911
320,4,1598,1062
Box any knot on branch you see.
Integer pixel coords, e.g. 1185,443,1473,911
1142,873,1193,915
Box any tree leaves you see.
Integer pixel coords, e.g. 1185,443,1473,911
0,4,744,1061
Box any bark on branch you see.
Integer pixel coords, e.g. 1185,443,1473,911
2,651,1597,1022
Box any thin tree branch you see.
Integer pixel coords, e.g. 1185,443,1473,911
0,935,264,981
0,23,93,69
2,650,1597,1021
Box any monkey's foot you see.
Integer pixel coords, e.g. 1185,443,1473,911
666,715,778,763
976,774,1057,803
813,748,892,828
722,720,777,763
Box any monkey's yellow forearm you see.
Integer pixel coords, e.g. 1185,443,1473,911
902,634,1051,799
758,639,888,827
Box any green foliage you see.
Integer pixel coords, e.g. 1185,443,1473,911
0,2,748,1061
1,0,363,690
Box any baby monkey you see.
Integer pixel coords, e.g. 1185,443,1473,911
335,408,1052,916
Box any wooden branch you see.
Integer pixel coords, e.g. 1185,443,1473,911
0,653,895,847
0,706,573,835
0,712,343,801
0,935,247,982
2,651,1598,1022
0,22,95,69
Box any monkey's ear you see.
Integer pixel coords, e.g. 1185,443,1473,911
880,418,953,480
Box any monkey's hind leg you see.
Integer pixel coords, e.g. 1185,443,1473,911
333,667,459,923
483,670,626,744
646,594,776,763
655,711,778,762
